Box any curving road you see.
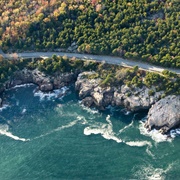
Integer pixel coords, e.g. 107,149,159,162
3,51,180,74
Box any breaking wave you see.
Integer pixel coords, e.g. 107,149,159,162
34,86,69,101
0,104,9,112
84,115,122,143
0,124,29,142
125,140,152,147
169,128,180,138
134,162,175,180
80,103,99,114
7,83,34,90
139,121,171,143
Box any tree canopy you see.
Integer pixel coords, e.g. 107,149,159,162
0,0,180,67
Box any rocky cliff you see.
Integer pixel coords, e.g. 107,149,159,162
75,72,164,111
145,95,180,134
0,70,179,134
75,72,180,133
0,69,77,108
6,68,77,92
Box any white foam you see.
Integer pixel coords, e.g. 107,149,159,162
121,108,131,115
84,115,122,143
134,163,174,180
16,100,19,106
146,146,155,158
170,128,180,138
105,105,116,114
139,121,170,143
34,86,69,101
0,104,9,112
22,108,27,114
105,115,112,125
80,103,99,114
54,119,80,132
34,115,86,139
8,83,34,90
176,128,180,135
119,120,133,134
0,124,29,142
125,140,152,147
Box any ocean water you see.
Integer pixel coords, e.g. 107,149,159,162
0,85,179,180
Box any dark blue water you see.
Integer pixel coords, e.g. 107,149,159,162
0,85,179,180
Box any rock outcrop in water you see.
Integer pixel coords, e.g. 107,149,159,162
75,72,164,111
145,95,180,134
1,70,179,134
6,69,77,92
75,72,180,133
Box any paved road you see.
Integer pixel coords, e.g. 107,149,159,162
3,51,180,74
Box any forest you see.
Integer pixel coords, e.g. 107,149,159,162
0,0,180,68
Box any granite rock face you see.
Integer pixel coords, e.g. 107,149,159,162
75,72,163,111
145,95,180,134
7,69,77,92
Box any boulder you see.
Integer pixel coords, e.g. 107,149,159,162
145,95,180,133
40,83,53,91
81,97,94,107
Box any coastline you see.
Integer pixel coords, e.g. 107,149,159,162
0,63,179,135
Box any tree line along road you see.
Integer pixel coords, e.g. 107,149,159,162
2,51,180,74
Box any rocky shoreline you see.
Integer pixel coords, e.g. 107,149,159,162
0,69,179,134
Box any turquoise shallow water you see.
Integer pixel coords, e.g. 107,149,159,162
0,85,179,180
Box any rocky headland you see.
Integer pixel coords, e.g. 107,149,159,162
75,72,164,111
0,69,179,134
75,72,180,133
145,95,180,134
2,68,77,92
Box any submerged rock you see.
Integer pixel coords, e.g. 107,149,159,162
81,97,94,107
145,95,180,134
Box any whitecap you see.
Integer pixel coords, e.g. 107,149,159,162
80,103,99,114
139,121,170,143
119,120,133,134
21,108,27,114
146,146,155,158
0,124,29,142
176,128,180,135
34,86,69,101
8,83,34,90
170,128,180,138
84,115,122,143
16,100,19,106
134,163,174,180
84,126,122,143
121,108,131,115
105,105,116,115
125,140,152,147
34,115,86,139
0,104,9,112
105,115,112,125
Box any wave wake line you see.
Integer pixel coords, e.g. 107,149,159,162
0,124,29,142
34,116,86,140
84,115,122,143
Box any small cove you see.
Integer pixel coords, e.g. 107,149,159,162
0,84,179,179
